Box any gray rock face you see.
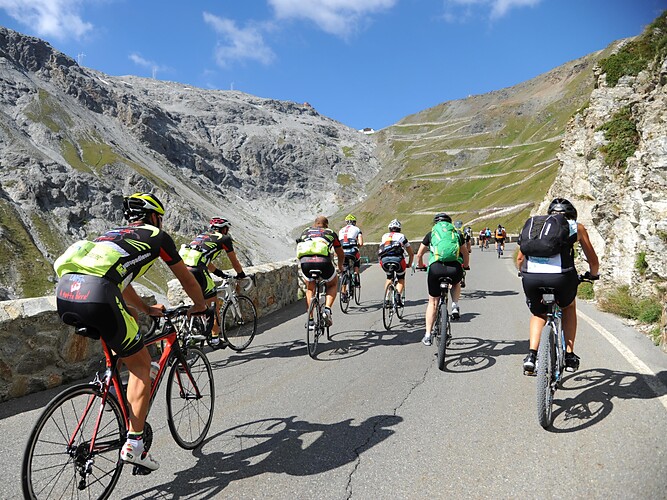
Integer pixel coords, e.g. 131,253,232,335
0,27,379,298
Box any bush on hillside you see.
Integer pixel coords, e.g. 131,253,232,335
597,106,639,169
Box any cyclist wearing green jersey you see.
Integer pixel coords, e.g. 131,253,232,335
179,216,247,346
54,192,207,471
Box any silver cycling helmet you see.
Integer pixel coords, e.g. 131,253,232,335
388,219,401,231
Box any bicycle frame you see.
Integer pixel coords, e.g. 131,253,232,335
542,292,565,385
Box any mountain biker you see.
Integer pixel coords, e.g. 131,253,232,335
378,219,414,308
495,224,507,255
53,192,207,471
338,214,364,300
416,212,470,346
297,215,345,327
179,216,247,347
516,198,599,374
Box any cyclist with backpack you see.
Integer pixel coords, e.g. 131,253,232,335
517,198,599,374
415,212,470,346
378,219,414,307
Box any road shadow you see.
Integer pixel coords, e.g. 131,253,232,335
546,368,667,433
461,289,519,300
437,336,529,373
125,414,402,499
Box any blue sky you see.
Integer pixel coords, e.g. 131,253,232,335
0,1,664,130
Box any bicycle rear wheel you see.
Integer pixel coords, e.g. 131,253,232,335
22,384,125,500
221,295,257,351
437,303,449,371
307,299,321,358
354,274,361,305
166,347,215,449
536,324,556,428
395,288,405,320
382,285,395,330
339,273,350,314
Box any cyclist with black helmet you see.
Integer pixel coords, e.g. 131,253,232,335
179,216,247,347
338,214,364,297
53,192,208,471
378,219,414,307
495,224,507,255
415,212,470,346
517,197,599,373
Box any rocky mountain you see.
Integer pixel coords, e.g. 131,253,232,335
0,27,380,299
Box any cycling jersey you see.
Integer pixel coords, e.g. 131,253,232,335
297,226,341,258
54,223,182,290
379,231,409,257
179,231,234,268
339,224,362,249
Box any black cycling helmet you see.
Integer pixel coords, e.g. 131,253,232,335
547,197,578,220
123,192,165,222
433,212,452,223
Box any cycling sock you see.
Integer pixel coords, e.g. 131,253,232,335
127,431,144,443
529,349,537,356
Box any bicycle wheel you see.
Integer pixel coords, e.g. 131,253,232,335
382,285,395,330
221,295,257,351
395,287,405,320
339,273,350,314
166,347,215,449
22,384,125,500
354,274,361,305
307,299,321,358
536,324,556,428
437,303,449,371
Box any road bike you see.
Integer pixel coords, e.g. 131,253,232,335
22,307,215,499
535,273,598,428
193,274,257,351
382,262,405,330
305,270,331,358
496,240,504,258
339,255,361,313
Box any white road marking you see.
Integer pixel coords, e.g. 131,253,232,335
578,310,667,412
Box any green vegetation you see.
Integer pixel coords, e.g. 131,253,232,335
24,89,74,133
596,106,639,169
598,11,667,86
342,146,354,158
599,285,662,324
577,281,595,300
337,174,356,187
635,252,649,275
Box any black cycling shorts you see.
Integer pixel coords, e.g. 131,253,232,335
380,255,406,279
427,261,463,297
300,256,337,282
521,271,579,315
56,274,143,357
189,266,217,300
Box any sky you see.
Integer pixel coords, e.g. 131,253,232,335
0,1,664,131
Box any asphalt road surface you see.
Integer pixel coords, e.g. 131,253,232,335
3,242,667,499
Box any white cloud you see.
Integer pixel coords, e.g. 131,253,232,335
129,53,169,78
443,0,541,21
268,0,397,38
0,0,93,39
203,12,275,68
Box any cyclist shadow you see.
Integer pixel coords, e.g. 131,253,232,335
462,289,519,300
126,414,402,498
548,368,667,433
443,336,528,373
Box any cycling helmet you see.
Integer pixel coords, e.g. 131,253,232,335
388,219,401,231
210,217,231,230
344,214,357,225
547,198,578,220
454,220,463,229
123,192,165,222
433,212,452,223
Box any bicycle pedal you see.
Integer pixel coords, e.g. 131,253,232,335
523,370,536,377
132,465,153,476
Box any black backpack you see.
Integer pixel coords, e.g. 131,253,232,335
518,214,571,257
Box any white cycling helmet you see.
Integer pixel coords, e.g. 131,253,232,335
388,219,401,231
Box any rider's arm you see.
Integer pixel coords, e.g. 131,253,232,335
358,233,364,246
226,250,246,278
170,260,207,312
335,246,345,273
415,243,427,268
516,248,525,270
577,223,599,276
460,242,470,269
122,284,164,319
405,243,414,268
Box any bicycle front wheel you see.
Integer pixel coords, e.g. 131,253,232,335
339,273,350,314
536,324,557,429
221,295,257,351
22,384,125,500
437,303,449,371
307,299,321,358
382,285,395,330
166,347,215,449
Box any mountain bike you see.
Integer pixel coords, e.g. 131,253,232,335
22,307,215,500
416,266,455,371
382,262,405,330
339,256,361,313
195,274,257,351
306,270,331,358
535,273,598,428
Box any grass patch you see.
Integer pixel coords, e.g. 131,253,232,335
342,146,354,158
599,11,667,86
577,281,595,300
635,252,648,275
337,174,356,187
24,89,74,133
599,285,662,324
597,106,639,169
